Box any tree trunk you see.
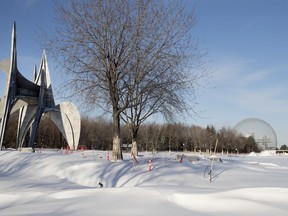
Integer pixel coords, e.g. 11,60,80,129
112,112,123,160
112,135,122,160
130,127,139,156
131,139,138,156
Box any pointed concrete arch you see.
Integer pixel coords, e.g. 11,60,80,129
44,102,81,150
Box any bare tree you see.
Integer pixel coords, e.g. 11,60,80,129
119,0,206,156
45,0,206,159
45,0,139,160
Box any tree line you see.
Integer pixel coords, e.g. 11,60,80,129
78,118,262,153
3,115,263,154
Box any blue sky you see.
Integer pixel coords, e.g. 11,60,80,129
191,0,288,148
0,0,288,147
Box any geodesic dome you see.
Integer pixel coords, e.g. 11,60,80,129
233,118,277,150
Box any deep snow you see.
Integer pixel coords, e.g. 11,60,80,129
0,149,288,216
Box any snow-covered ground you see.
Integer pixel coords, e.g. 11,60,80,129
0,149,287,216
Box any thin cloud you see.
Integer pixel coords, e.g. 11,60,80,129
204,56,288,115
232,86,288,114
210,56,255,85
238,70,271,87
211,56,286,92
16,0,40,7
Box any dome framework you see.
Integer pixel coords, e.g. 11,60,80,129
233,118,277,150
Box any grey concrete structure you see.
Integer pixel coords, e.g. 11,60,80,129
0,23,80,150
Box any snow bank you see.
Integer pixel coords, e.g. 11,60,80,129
1,150,288,216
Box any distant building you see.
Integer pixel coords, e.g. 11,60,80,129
233,118,277,150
